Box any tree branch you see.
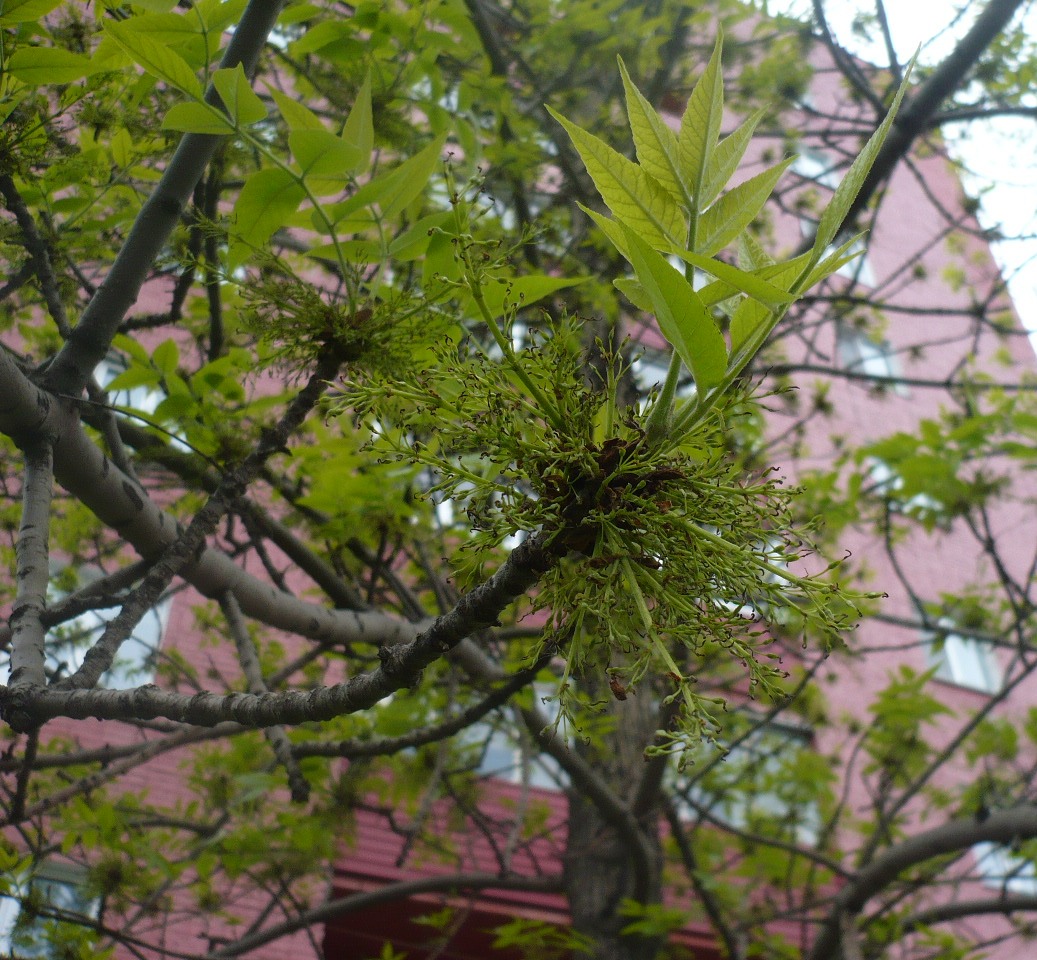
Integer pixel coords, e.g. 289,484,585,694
0,533,552,728
0,174,71,338
930,104,1037,125
60,344,344,691
663,797,746,960
809,806,1037,960
903,893,1037,931
766,361,1037,392
220,590,309,803
811,0,887,114
8,440,54,689
292,654,549,760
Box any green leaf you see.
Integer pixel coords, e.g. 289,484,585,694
579,204,632,258
213,64,267,126
327,136,445,224
0,0,61,22
697,159,793,255
162,102,233,134
229,168,307,268
701,251,813,319
131,0,179,10
104,19,203,99
151,339,180,377
105,365,160,394
269,88,325,131
105,11,203,54
678,33,724,207
812,56,915,261
341,72,373,173
422,230,462,290
195,0,249,34
614,278,653,313
738,231,774,271
729,296,768,354
6,47,94,85
673,249,795,306
620,224,726,391
701,110,764,208
618,57,687,206
548,106,685,249
288,19,352,56
387,211,452,260
290,129,364,190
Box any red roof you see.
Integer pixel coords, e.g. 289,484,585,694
324,779,722,959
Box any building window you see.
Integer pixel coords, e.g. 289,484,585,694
45,568,170,689
837,328,906,395
0,864,98,958
926,619,1000,694
973,842,1037,894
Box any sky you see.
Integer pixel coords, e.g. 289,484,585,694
766,1,1037,336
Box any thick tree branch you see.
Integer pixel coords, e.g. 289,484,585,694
809,806,1037,960
8,440,54,689
0,533,551,728
903,893,1037,930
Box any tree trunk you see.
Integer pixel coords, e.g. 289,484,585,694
564,674,665,960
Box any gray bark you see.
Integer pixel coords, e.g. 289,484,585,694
564,675,666,960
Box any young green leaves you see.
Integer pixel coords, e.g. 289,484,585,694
550,33,913,444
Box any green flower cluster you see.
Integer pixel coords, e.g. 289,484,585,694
344,312,863,754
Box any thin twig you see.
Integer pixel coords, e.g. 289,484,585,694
220,590,309,803
0,174,72,338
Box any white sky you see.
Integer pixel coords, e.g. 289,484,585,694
765,1,1037,334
